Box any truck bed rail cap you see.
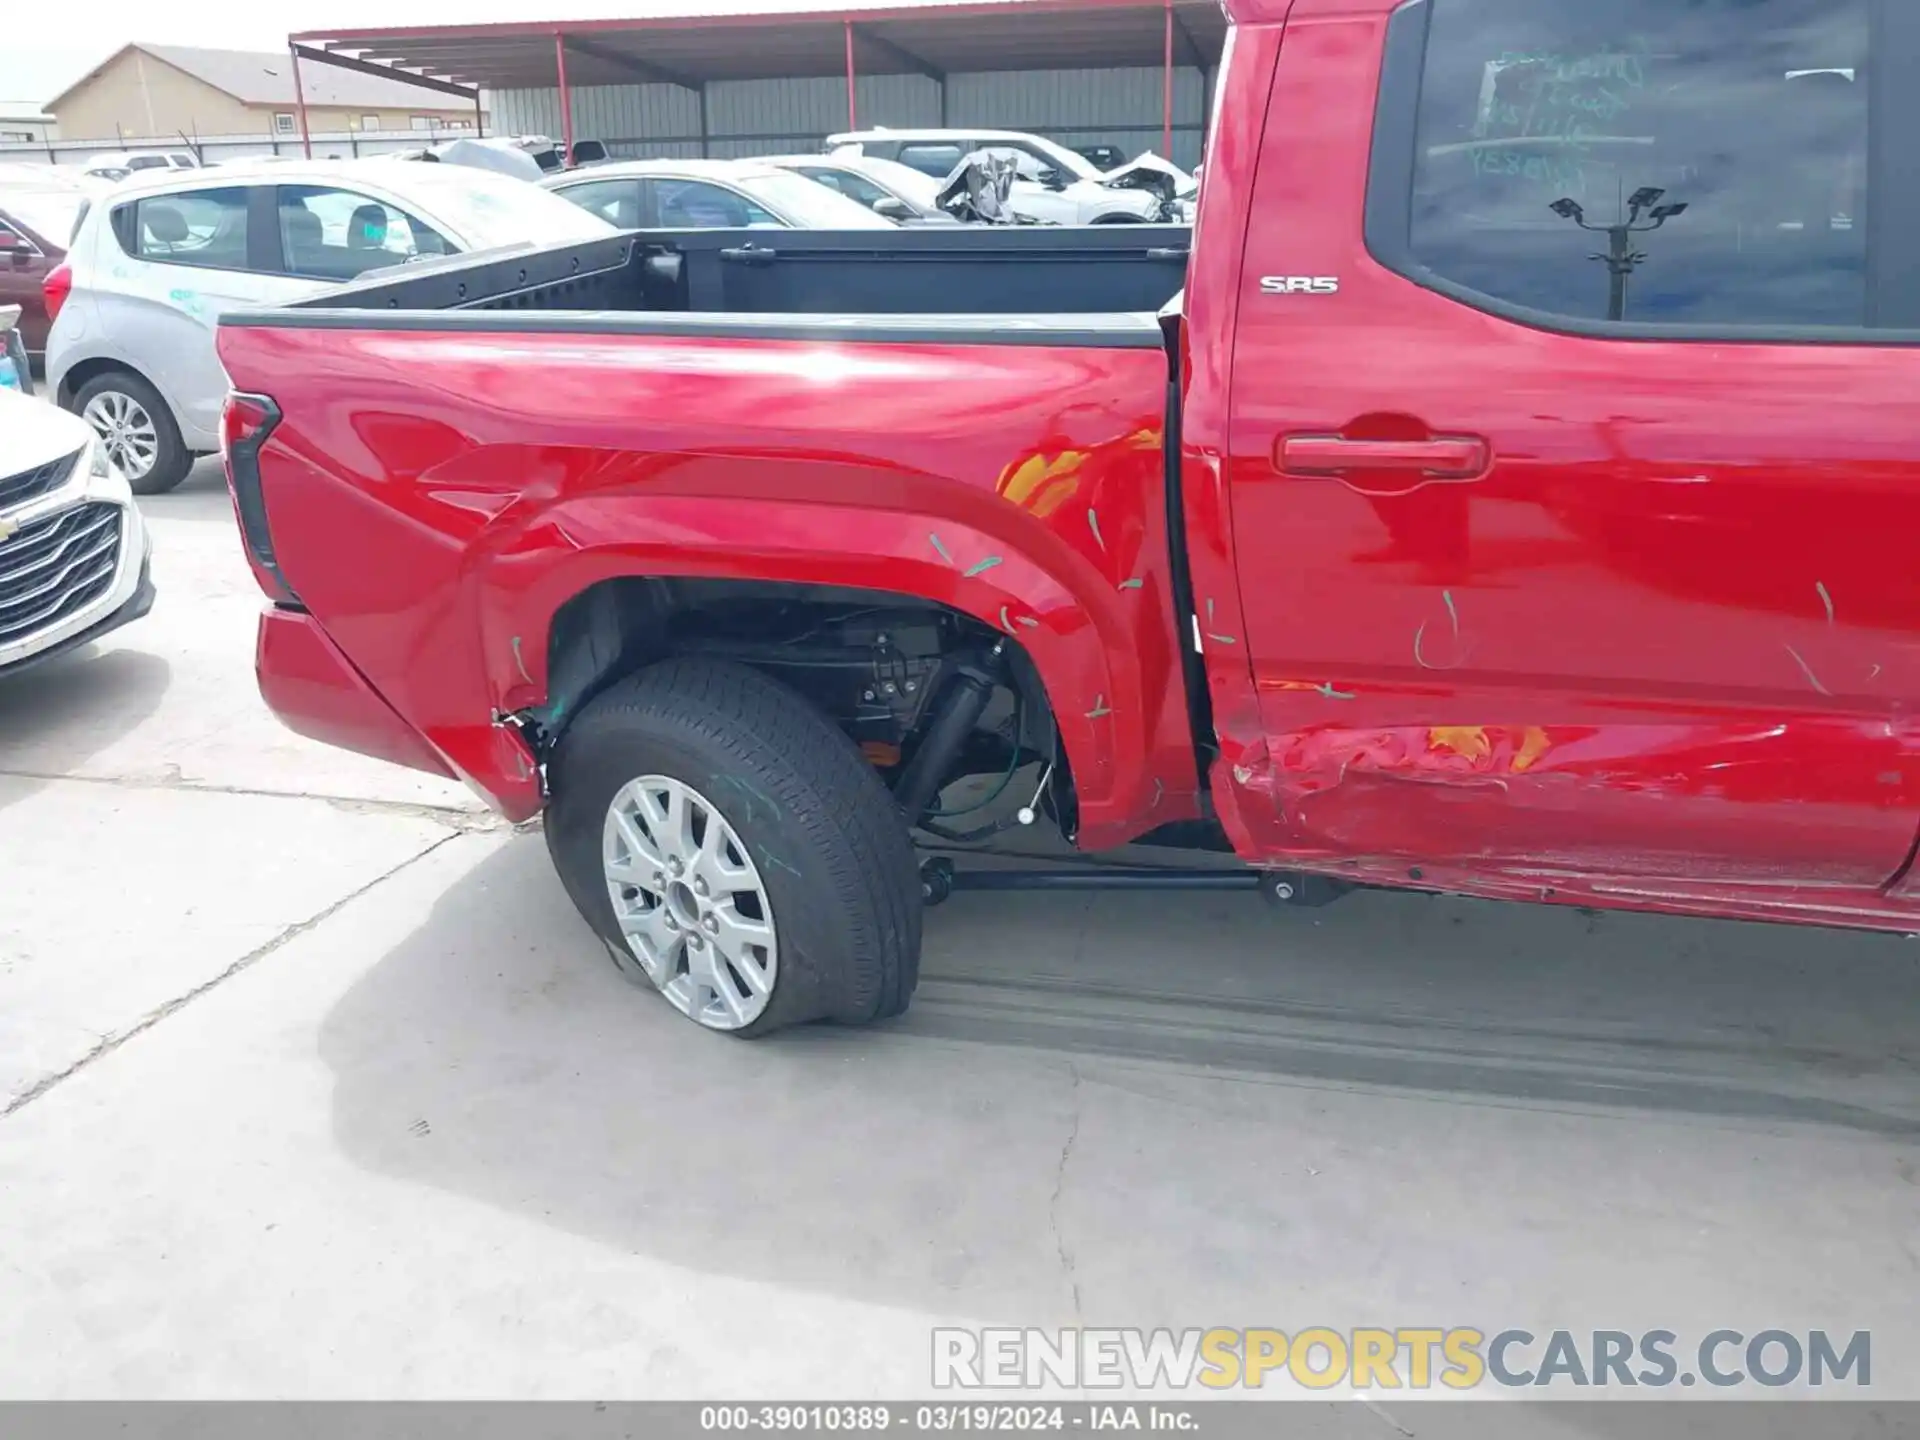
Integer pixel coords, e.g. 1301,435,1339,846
221,308,1170,348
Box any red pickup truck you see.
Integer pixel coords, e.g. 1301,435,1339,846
219,0,1910,1037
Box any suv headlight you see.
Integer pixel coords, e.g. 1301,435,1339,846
89,437,114,480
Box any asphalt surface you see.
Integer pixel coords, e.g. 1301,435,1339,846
2,456,1918,1401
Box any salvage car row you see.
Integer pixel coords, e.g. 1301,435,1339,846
0,129,1192,679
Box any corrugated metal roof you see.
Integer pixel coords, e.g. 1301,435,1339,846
296,0,1226,92
76,45,479,111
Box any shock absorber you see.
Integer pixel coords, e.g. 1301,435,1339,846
893,641,1007,824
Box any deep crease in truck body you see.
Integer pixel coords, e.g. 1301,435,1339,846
219,319,1205,850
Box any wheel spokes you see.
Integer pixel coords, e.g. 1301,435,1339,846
614,902,680,984
602,774,779,1031
609,807,664,874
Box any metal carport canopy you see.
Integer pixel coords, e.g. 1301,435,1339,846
286,0,1228,159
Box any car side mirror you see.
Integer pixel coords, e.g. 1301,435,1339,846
871,196,911,220
1040,169,1068,192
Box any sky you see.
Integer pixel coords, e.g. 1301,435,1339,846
0,0,1024,104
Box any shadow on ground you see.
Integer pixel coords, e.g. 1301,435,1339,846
317,833,1920,1314
0,645,172,812
168,454,230,500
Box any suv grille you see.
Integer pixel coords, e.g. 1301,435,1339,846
0,502,122,647
0,449,81,513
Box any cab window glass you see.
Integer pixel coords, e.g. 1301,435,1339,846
1408,0,1871,327
276,185,455,280
129,188,249,269
649,179,779,228
555,179,641,228
896,143,966,178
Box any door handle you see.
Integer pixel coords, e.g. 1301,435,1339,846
1277,433,1491,492
718,245,778,267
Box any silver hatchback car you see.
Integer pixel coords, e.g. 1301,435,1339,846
45,159,614,493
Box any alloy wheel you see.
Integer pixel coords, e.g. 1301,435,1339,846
81,390,159,481
602,774,779,1030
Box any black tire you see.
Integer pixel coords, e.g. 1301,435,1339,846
545,658,923,1037
72,371,191,495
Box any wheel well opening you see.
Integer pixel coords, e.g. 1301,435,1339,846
533,576,1076,841
58,357,155,409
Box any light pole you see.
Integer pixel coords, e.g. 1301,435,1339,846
1549,186,1689,322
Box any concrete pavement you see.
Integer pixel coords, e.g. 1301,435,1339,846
2,458,1917,1400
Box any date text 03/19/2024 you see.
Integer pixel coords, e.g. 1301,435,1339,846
700,1405,1197,1431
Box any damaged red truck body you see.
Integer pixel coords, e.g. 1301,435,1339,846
218,0,1920,1035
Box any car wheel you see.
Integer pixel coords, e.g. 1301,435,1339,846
74,371,190,495
545,658,922,1037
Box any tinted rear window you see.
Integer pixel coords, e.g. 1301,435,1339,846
123,187,251,270
1404,0,1871,328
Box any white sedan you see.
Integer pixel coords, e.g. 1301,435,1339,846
542,158,896,231
45,158,616,494
755,154,951,222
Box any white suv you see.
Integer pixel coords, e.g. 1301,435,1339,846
44,159,614,493
0,389,152,679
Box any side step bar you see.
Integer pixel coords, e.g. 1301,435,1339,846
918,858,1355,908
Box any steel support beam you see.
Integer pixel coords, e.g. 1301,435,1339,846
1162,0,1174,157
289,43,478,101
562,34,703,92
288,44,313,159
847,24,944,81
1168,8,1208,69
844,20,858,131
555,34,575,166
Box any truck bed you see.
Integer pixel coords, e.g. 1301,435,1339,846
280,224,1190,319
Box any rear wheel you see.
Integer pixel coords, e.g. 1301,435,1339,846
545,658,923,1037
74,371,190,495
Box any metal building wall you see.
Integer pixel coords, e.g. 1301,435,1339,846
492,84,700,156
950,67,1210,168
491,75,938,158
492,65,1208,166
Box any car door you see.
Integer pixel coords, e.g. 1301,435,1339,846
106,184,283,447
0,213,51,352
1224,0,1920,886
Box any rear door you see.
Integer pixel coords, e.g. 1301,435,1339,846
1225,0,1920,886
0,212,51,352
106,184,282,446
